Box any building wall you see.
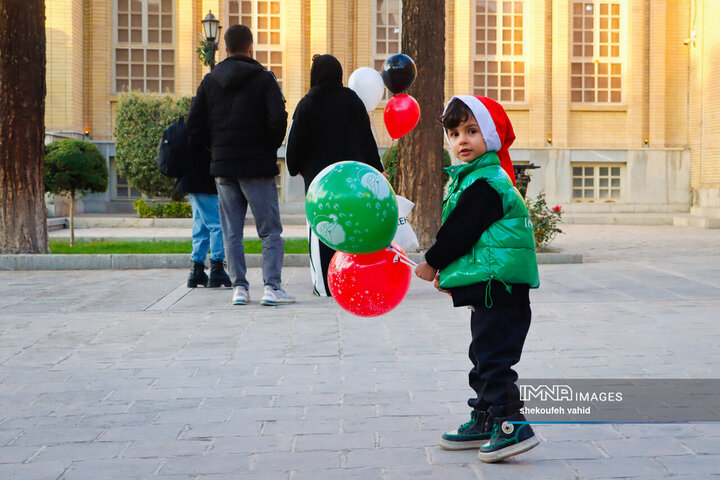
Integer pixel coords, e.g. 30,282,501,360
46,0,84,134
44,0,719,214
86,0,113,140
689,0,720,190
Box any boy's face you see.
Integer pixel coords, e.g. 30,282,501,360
446,116,487,163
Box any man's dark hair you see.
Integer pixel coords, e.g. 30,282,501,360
441,98,473,130
225,24,253,54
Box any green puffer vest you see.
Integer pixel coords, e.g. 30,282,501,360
439,152,540,290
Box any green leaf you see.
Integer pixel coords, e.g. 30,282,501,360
45,139,109,197
113,92,192,201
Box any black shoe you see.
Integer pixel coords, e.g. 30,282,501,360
187,261,208,288
477,412,539,463
207,260,231,288
439,409,492,450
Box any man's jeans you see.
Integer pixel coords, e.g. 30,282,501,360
215,176,284,289
189,193,224,264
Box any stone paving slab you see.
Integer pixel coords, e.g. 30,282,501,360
0,225,719,479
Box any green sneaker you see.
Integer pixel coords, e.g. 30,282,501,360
477,412,539,463
439,410,492,450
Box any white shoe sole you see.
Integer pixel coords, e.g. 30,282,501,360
232,294,249,305
438,438,489,450
260,299,296,306
477,436,539,463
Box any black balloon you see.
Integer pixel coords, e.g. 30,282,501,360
381,54,417,94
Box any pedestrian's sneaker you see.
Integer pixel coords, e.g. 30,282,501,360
260,286,296,306
439,409,493,450
477,412,539,463
232,286,249,305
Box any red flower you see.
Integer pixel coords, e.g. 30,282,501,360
552,205,562,213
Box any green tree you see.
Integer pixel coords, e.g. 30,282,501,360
113,92,191,201
45,139,108,247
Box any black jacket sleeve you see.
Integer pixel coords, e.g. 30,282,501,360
186,77,211,150
285,99,309,177
425,178,504,270
264,73,288,150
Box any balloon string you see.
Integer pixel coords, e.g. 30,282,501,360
389,245,418,268
393,255,417,269
389,244,416,264
384,138,395,172
370,110,379,143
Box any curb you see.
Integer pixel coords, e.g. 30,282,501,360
0,252,581,271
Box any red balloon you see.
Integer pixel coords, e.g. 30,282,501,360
328,244,412,317
384,94,420,139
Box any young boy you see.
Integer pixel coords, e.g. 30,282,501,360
415,95,540,463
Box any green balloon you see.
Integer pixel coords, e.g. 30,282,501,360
306,161,399,254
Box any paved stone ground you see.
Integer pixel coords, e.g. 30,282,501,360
1,224,719,479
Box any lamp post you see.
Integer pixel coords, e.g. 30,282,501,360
201,11,221,70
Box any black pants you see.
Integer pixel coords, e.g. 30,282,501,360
467,302,531,417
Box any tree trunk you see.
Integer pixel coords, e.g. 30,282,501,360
69,196,75,247
0,0,49,253
396,0,445,250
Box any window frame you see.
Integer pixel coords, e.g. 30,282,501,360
228,1,285,89
113,0,176,94
109,157,143,201
373,0,403,102
569,0,625,105
571,163,625,202
471,0,527,105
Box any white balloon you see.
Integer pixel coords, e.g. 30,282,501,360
348,67,385,111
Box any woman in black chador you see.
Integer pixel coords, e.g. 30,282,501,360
286,54,384,296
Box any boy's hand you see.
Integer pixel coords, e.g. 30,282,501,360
433,274,451,296
415,262,437,282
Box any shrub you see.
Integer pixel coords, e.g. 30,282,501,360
45,139,109,246
381,146,452,191
133,199,192,218
114,92,192,201
526,192,563,249
162,201,193,218
196,35,215,68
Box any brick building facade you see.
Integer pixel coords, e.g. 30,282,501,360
45,0,720,221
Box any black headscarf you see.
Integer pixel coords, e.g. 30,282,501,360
310,54,343,90
287,54,384,191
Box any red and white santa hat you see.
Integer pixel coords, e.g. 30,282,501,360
443,95,516,185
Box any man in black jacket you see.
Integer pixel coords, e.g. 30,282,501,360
187,24,293,306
